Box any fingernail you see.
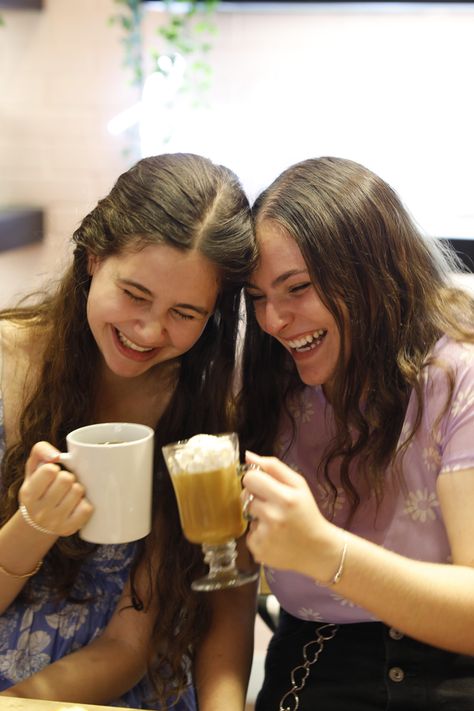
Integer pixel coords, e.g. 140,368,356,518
245,450,259,460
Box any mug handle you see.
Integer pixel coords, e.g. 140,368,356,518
239,463,261,522
58,452,72,469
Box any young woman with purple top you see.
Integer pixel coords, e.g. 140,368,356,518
239,156,474,710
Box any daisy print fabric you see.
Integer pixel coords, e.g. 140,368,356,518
264,337,474,624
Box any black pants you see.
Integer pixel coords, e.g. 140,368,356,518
256,610,474,711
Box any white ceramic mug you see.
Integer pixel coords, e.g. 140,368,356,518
59,422,154,544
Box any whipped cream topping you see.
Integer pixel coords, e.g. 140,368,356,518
174,434,236,473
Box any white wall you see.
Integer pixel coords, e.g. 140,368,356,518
143,3,474,236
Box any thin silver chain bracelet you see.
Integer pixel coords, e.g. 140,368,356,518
279,623,339,711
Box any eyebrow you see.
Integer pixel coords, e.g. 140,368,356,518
119,279,210,316
246,269,309,290
119,278,153,297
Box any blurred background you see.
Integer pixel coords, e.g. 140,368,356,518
0,0,473,703
1,0,474,308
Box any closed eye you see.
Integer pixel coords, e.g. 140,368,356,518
124,289,147,303
289,282,311,294
172,309,196,321
245,290,265,303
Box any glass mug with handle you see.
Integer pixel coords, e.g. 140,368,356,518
162,432,259,591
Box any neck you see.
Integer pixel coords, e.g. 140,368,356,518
94,359,180,428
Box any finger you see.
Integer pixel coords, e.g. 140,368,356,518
243,465,297,506
53,481,87,516
21,462,62,500
60,496,94,535
39,469,80,508
245,520,266,563
245,451,304,488
25,441,61,477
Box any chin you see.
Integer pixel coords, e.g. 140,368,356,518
295,366,327,387
297,373,320,387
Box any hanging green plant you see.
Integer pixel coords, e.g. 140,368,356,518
109,0,220,158
109,0,144,89
153,0,219,108
110,0,220,102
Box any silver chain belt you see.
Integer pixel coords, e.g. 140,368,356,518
279,623,339,711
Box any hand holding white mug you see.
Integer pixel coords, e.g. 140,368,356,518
19,441,93,538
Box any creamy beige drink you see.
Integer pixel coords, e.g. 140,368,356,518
172,463,246,545
165,434,246,545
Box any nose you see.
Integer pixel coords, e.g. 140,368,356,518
134,317,167,345
261,300,291,336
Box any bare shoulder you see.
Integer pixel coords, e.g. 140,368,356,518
0,317,42,368
0,318,48,443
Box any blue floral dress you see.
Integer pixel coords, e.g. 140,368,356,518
0,398,196,710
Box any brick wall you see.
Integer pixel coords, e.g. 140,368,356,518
0,0,137,304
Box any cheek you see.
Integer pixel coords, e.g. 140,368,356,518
87,293,116,326
173,319,210,350
252,304,266,332
85,290,97,329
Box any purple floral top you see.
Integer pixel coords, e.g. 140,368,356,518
265,337,474,624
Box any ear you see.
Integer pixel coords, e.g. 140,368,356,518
87,253,100,276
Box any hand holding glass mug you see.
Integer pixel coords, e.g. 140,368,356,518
162,432,260,591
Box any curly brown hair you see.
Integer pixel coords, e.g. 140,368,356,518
0,152,256,704
239,156,474,513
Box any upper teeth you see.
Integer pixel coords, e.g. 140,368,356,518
287,330,326,349
117,330,154,353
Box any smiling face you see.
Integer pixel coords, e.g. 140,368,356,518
247,219,345,391
87,243,220,379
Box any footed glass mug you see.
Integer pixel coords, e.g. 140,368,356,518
162,432,259,591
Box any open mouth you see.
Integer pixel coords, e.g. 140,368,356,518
287,329,327,353
115,328,155,353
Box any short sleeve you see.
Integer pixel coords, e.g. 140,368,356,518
437,343,474,474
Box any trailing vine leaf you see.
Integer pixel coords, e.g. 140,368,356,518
152,0,220,109
108,0,145,161
109,0,220,152
109,0,144,88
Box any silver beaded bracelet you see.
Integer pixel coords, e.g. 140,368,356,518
19,504,56,536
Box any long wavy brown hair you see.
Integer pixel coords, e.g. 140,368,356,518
239,156,474,512
0,153,256,704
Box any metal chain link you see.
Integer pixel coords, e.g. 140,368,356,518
278,623,338,711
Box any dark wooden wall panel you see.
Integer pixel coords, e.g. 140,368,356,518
0,208,44,252
0,1,43,8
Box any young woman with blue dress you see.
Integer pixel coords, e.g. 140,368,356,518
0,153,257,710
